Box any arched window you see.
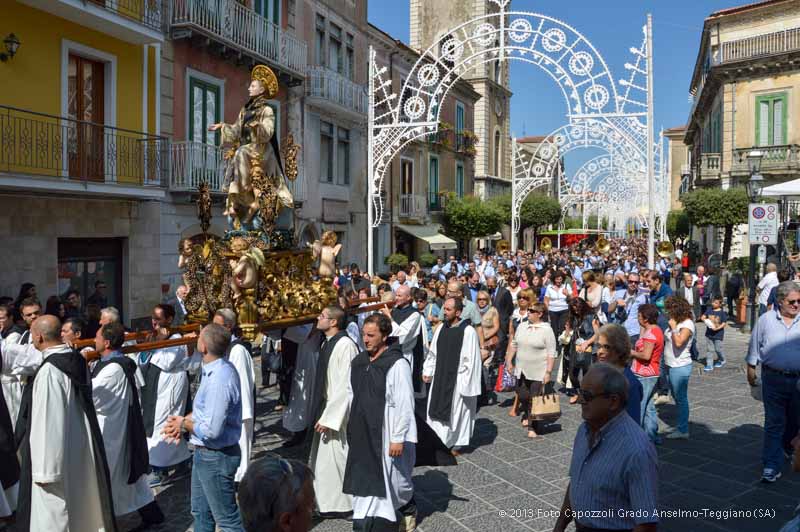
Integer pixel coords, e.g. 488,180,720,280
494,130,501,177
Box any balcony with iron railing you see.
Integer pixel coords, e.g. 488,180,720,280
456,131,477,157
306,67,368,117
170,0,307,77
731,145,800,176
698,153,721,181
0,105,168,195
170,141,225,193
21,0,165,43
720,26,800,64
399,194,426,219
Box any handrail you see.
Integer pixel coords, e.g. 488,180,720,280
0,105,166,139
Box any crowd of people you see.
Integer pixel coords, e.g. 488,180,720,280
0,236,799,532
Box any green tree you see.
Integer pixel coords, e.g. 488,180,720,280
489,193,562,242
443,194,503,248
666,209,691,241
680,187,749,263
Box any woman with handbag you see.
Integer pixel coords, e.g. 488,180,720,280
505,302,556,439
504,288,535,417
562,298,599,404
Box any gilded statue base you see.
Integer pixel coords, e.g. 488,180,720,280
181,233,337,341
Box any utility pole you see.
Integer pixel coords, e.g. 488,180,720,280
646,14,656,269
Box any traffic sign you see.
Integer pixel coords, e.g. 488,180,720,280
748,203,778,245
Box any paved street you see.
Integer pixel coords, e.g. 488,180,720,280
110,325,799,532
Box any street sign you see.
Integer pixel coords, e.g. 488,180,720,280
748,203,778,245
757,245,767,264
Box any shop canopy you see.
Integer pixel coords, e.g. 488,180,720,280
762,178,800,199
397,223,458,251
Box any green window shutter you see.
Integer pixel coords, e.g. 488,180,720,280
189,78,221,145
755,92,788,146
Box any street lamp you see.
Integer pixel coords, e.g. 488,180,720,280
743,149,764,333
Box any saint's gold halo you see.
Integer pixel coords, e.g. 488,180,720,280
251,65,279,98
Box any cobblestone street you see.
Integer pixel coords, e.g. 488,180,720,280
103,325,800,532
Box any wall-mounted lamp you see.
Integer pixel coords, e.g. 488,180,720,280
0,33,21,62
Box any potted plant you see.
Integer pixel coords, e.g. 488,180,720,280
419,252,438,268
385,253,409,273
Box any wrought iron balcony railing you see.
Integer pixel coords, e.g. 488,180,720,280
731,145,800,175
428,128,452,147
456,131,477,156
90,0,165,32
399,194,426,218
170,0,307,76
720,26,800,64
699,153,721,181
0,105,168,186
170,141,225,192
306,67,367,115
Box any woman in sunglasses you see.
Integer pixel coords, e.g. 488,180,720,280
596,323,643,423
505,288,535,417
505,303,556,438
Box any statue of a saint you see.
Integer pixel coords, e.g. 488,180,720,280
209,65,293,232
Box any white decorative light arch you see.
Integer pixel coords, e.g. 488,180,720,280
367,0,660,272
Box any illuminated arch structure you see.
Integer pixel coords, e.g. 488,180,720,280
367,0,664,271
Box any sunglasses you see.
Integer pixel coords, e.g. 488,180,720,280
628,280,639,284
576,389,614,403
518,296,529,301
785,299,800,306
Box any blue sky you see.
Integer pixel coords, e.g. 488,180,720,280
367,0,737,171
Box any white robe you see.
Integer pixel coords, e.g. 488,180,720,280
352,360,418,523
227,341,255,482
282,328,320,433
140,334,191,468
423,322,482,448
389,308,427,367
30,345,107,532
0,331,41,517
1,330,34,428
309,335,359,513
92,355,154,516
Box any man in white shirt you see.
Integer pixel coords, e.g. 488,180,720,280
757,263,780,316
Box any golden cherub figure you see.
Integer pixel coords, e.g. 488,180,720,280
310,230,342,279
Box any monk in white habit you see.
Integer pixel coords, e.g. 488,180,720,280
212,309,256,483
282,323,320,447
0,298,41,520
309,305,359,516
92,322,165,526
343,314,418,531
382,285,427,397
423,297,482,454
15,315,116,532
138,304,191,486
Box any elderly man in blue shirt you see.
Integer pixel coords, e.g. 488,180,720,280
746,280,800,484
554,363,659,532
163,323,243,532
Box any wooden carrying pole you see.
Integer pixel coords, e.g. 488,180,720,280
73,323,201,350
81,299,395,359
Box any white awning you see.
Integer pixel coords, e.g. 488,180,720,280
397,224,458,250
762,178,800,199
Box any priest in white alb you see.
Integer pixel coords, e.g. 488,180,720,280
138,304,191,486
92,321,165,526
212,309,256,482
423,297,482,453
382,285,427,397
309,305,359,515
16,315,116,532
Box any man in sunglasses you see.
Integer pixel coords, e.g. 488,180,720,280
746,281,800,483
608,274,647,343
553,363,659,532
